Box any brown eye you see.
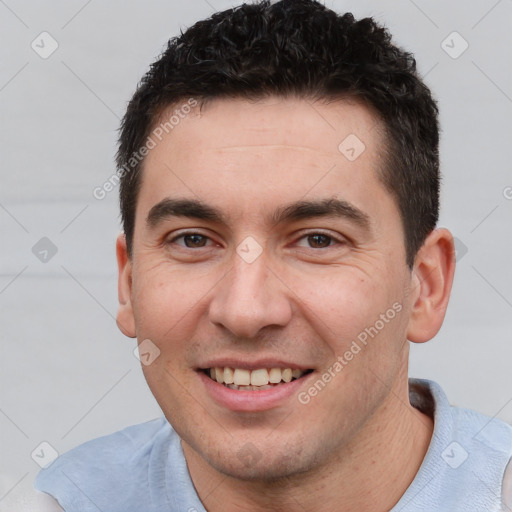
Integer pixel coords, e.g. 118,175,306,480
294,231,348,251
182,234,208,248
306,234,333,248
168,232,213,248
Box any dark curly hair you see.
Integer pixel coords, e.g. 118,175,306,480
117,0,440,268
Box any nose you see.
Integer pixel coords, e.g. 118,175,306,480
208,249,293,339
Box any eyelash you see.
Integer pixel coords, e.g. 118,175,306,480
167,230,347,250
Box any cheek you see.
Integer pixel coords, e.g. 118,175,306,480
298,269,390,341
130,263,209,345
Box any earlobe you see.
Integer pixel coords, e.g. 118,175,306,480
406,228,456,344
116,233,137,338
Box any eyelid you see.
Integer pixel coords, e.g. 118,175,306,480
166,230,217,247
293,229,349,246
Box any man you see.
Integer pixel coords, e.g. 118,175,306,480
32,0,512,510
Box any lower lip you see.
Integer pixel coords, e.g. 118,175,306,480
198,371,314,412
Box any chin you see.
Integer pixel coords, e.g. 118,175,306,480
215,457,305,482
201,439,318,482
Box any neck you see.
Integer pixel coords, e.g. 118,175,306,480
183,367,434,512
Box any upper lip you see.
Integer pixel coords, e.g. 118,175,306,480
197,358,313,371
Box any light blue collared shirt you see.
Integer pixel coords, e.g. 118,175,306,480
34,379,512,511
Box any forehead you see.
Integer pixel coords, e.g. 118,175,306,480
137,96,393,226
149,96,383,165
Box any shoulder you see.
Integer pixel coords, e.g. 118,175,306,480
406,379,512,509
418,378,512,455
447,391,512,475
450,404,512,453
47,416,170,466
33,417,173,511
449,400,512,509
37,416,171,477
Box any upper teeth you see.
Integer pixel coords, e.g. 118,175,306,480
209,367,305,386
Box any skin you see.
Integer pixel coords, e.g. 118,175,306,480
116,96,455,511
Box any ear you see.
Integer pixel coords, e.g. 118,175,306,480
407,228,456,343
116,233,136,338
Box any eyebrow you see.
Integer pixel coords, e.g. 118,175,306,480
146,197,371,231
146,198,226,227
271,198,370,229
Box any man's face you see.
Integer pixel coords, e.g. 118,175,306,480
119,97,417,479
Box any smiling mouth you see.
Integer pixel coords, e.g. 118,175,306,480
201,367,314,391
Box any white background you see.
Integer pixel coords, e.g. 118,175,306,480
1,0,511,506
